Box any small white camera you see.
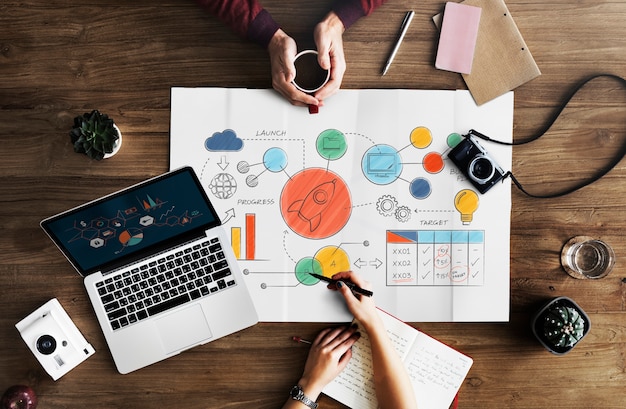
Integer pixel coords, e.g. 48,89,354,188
16,298,95,381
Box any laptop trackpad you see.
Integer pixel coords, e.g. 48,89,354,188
155,304,213,354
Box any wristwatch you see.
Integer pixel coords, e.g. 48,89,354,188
289,385,318,409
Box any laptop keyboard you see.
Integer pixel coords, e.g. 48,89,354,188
95,236,236,331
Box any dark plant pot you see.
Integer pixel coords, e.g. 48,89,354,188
531,296,590,355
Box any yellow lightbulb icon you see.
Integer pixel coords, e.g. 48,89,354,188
454,189,479,225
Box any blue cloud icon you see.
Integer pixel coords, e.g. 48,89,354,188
204,129,244,151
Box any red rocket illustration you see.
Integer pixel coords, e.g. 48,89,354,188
287,179,336,231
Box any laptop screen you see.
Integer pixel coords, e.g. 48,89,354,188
41,167,221,277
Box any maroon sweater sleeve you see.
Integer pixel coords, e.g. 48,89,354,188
332,0,387,29
195,0,280,48
196,0,385,48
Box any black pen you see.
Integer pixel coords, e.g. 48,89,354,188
309,273,374,297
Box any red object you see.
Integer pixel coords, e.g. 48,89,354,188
1,385,38,409
292,336,312,344
308,104,319,114
452,393,459,409
245,213,256,260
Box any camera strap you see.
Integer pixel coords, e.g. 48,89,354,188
469,74,626,198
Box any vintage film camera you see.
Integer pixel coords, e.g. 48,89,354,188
448,130,507,194
16,298,95,380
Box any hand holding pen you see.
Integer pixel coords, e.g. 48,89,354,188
319,271,382,334
309,273,373,297
291,271,417,409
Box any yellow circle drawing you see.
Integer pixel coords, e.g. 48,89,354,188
314,246,351,277
410,126,432,149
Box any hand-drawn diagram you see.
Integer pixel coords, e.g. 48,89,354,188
170,88,513,322
207,127,486,288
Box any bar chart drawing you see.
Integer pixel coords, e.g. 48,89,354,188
245,213,256,260
231,213,257,260
231,226,241,259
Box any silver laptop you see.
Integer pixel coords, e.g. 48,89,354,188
41,167,258,374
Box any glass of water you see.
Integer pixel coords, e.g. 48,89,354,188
560,236,615,279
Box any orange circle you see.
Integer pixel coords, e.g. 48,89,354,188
280,168,351,239
423,152,444,174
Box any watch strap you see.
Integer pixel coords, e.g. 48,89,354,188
290,385,318,409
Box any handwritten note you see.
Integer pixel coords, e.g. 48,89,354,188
325,331,377,409
405,333,473,407
323,309,473,409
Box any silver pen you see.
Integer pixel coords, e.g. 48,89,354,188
382,11,415,76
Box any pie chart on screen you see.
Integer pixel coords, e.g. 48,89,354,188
119,228,144,246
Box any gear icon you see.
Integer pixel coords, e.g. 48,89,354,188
395,205,411,223
376,195,397,217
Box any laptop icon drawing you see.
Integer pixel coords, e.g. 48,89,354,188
41,167,258,374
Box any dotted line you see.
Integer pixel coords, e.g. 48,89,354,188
200,157,211,180
243,138,306,169
415,209,455,213
282,231,296,264
344,132,376,145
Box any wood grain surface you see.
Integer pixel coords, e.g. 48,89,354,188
2,1,626,408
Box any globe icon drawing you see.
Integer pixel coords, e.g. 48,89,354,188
209,173,237,199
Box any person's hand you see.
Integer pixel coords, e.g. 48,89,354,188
330,271,381,332
267,29,320,107
313,11,346,103
296,325,360,399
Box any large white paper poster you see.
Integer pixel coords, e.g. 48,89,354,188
170,88,512,322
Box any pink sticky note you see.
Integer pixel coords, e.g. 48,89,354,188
435,2,482,74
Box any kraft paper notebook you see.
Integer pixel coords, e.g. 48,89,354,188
434,0,541,105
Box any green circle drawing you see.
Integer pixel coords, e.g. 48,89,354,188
316,129,347,160
295,257,324,286
447,132,464,148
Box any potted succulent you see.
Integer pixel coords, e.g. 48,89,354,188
531,296,590,355
70,110,121,160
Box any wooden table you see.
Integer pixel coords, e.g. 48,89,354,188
2,0,626,407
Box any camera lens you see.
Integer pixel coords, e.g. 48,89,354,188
468,155,495,183
36,334,57,355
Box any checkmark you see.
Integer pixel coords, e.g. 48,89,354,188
472,270,480,278
471,258,480,266
421,272,431,279
422,246,431,254
423,259,432,266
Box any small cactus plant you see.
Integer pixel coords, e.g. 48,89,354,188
70,110,120,160
542,304,586,348
531,296,590,355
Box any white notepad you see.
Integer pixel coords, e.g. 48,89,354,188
323,309,473,409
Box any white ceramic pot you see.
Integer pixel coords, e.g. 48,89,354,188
103,124,122,159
